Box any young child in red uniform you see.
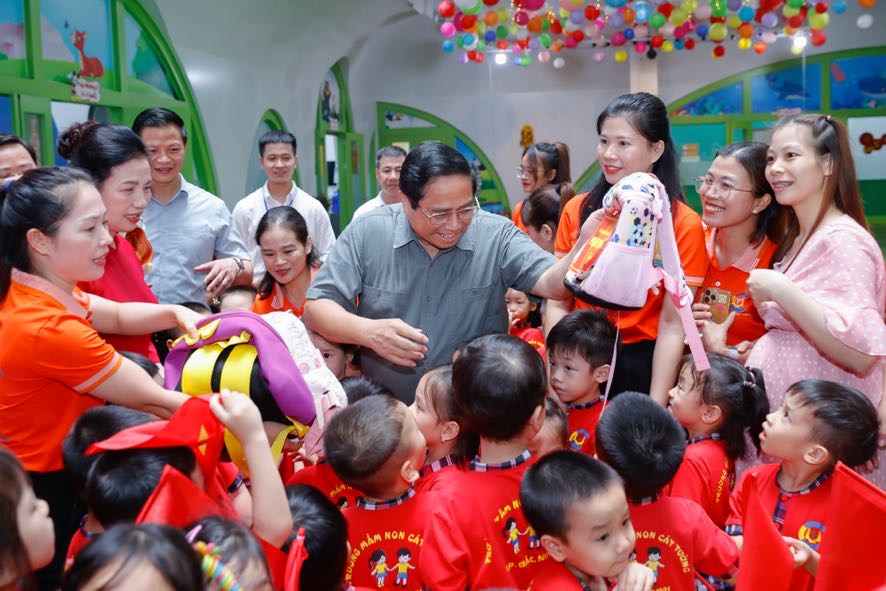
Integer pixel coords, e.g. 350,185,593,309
596,392,740,591
521,451,655,591
324,394,429,590
506,288,546,359
285,484,350,591
665,353,770,528
420,335,549,591
546,310,617,457
725,380,880,591
409,365,477,495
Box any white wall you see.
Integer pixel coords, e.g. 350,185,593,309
149,0,886,208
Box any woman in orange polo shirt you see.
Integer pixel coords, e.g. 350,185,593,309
550,93,709,405
512,142,573,232
252,206,319,316
692,142,784,363
0,167,195,585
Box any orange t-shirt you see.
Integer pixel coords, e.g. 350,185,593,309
511,199,527,232
555,196,708,344
699,227,777,346
0,270,122,472
252,283,303,316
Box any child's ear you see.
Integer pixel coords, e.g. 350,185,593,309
803,443,831,468
400,459,421,485
525,404,546,439
701,404,723,426
440,420,460,444
540,534,568,562
592,364,611,385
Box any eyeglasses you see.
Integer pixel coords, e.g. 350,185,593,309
515,166,536,180
417,197,480,226
694,176,754,200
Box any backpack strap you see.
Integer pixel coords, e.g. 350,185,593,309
654,190,711,372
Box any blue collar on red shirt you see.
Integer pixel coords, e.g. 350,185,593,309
687,433,721,445
469,450,531,472
419,454,455,477
566,395,605,411
355,487,416,511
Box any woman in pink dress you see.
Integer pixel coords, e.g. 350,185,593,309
746,114,886,486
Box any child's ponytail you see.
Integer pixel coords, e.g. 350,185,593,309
683,353,771,460
739,366,769,456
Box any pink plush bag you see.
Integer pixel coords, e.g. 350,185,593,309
565,172,709,372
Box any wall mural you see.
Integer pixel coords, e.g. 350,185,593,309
831,55,886,110
41,0,113,102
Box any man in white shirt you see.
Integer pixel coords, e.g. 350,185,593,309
351,145,407,219
232,130,336,281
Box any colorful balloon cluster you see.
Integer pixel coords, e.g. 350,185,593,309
437,0,876,65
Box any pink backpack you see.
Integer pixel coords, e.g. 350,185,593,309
565,172,709,372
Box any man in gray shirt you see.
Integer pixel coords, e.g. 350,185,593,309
305,142,581,402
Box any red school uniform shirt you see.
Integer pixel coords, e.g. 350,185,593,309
566,396,605,457
698,228,777,347
286,461,360,510
528,560,599,591
77,234,159,362
414,454,461,495
342,488,432,591
511,325,546,361
725,464,833,591
629,495,738,591
665,434,735,529
420,451,549,591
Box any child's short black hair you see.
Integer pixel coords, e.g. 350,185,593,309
546,309,618,368
284,485,348,591
595,391,686,499
340,375,392,404
323,395,409,498
119,351,160,378
187,515,271,589
521,451,622,539
788,379,879,468
61,524,203,591
217,285,258,311
453,334,546,441
63,405,155,499
85,447,196,528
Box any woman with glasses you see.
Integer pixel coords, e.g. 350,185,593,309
692,142,784,363
551,92,709,406
512,142,574,232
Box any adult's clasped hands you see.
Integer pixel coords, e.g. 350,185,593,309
368,318,429,367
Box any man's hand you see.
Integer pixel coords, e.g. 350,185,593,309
195,257,241,299
365,319,429,367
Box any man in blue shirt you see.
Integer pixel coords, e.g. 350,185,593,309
133,108,252,305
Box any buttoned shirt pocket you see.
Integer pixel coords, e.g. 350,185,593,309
452,282,506,345
360,283,409,320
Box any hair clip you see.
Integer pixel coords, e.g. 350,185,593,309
194,541,243,591
185,524,203,544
